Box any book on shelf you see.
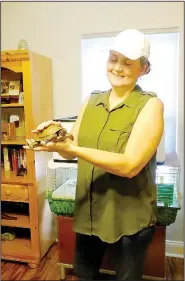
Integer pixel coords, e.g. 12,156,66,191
1,80,10,94
2,146,27,171
3,146,10,170
9,81,20,96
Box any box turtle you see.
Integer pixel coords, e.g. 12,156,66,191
28,124,74,148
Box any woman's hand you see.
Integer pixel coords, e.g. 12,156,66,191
23,139,74,154
23,120,77,160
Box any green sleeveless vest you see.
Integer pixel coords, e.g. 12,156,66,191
73,85,158,243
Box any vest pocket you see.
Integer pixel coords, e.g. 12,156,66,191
109,128,131,152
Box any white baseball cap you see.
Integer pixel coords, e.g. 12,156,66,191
110,29,150,60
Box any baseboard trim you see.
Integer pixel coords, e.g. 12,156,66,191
166,240,184,258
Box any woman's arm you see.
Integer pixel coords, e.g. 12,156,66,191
26,96,164,178
69,97,164,178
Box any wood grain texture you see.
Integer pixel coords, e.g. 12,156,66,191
1,50,55,266
1,243,184,280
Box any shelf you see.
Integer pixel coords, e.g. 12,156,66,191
1,50,29,62
1,94,19,98
2,238,32,256
1,137,26,145
1,103,24,108
1,168,34,185
1,213,30,228
1,49,55,266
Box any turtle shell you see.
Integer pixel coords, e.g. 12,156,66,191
34,124,64,141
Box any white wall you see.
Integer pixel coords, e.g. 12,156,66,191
2,2,184,252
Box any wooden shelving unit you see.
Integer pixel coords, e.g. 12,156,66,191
1,103,24,108
1,136,26,145
1,213,30,228
1,168,33,185
2,238,32,256
1,50,56,268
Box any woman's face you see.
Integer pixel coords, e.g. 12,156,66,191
107,51,144,88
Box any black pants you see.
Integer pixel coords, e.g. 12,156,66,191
73,226,155,281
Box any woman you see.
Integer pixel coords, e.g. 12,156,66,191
25,29,164,280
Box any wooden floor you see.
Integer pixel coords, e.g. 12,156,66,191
1,242,184,280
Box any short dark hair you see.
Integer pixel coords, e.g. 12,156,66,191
140,56,151,75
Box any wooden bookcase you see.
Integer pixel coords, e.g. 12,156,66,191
1,50,56,268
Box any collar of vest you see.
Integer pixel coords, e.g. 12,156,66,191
95,85,143,109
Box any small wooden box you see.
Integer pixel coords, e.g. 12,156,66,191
1,122,16,139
